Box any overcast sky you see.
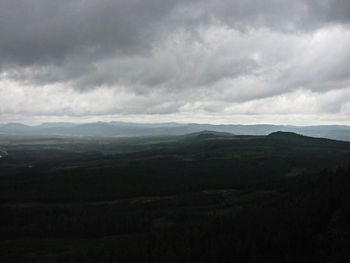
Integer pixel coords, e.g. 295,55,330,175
1,0,350,125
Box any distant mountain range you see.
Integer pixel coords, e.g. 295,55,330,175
1,121,350,141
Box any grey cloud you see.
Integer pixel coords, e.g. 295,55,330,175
202,0,350,31
1,0,350,70
0,0,179,67
326,0,350,24
1,0,350,122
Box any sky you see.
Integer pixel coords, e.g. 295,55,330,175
1,0,350,125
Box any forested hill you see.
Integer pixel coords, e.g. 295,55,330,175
1,131,350,262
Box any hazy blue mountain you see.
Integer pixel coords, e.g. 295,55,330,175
1,122,350,141
37,122,78,128
0,123,34,134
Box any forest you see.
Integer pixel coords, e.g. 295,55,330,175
0,131,350,262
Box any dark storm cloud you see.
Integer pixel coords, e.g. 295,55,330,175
0,0,349,69
0,0,182,67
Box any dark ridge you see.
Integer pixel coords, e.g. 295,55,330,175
265,131,350,151
187,130,234,137
183,130,234,140
267,131,306,139
266,131,340,142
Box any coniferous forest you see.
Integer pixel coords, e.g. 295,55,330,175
1,132,350,262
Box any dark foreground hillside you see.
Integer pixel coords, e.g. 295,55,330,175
0,132,350,262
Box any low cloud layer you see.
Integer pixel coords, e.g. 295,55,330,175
1,0,350,124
